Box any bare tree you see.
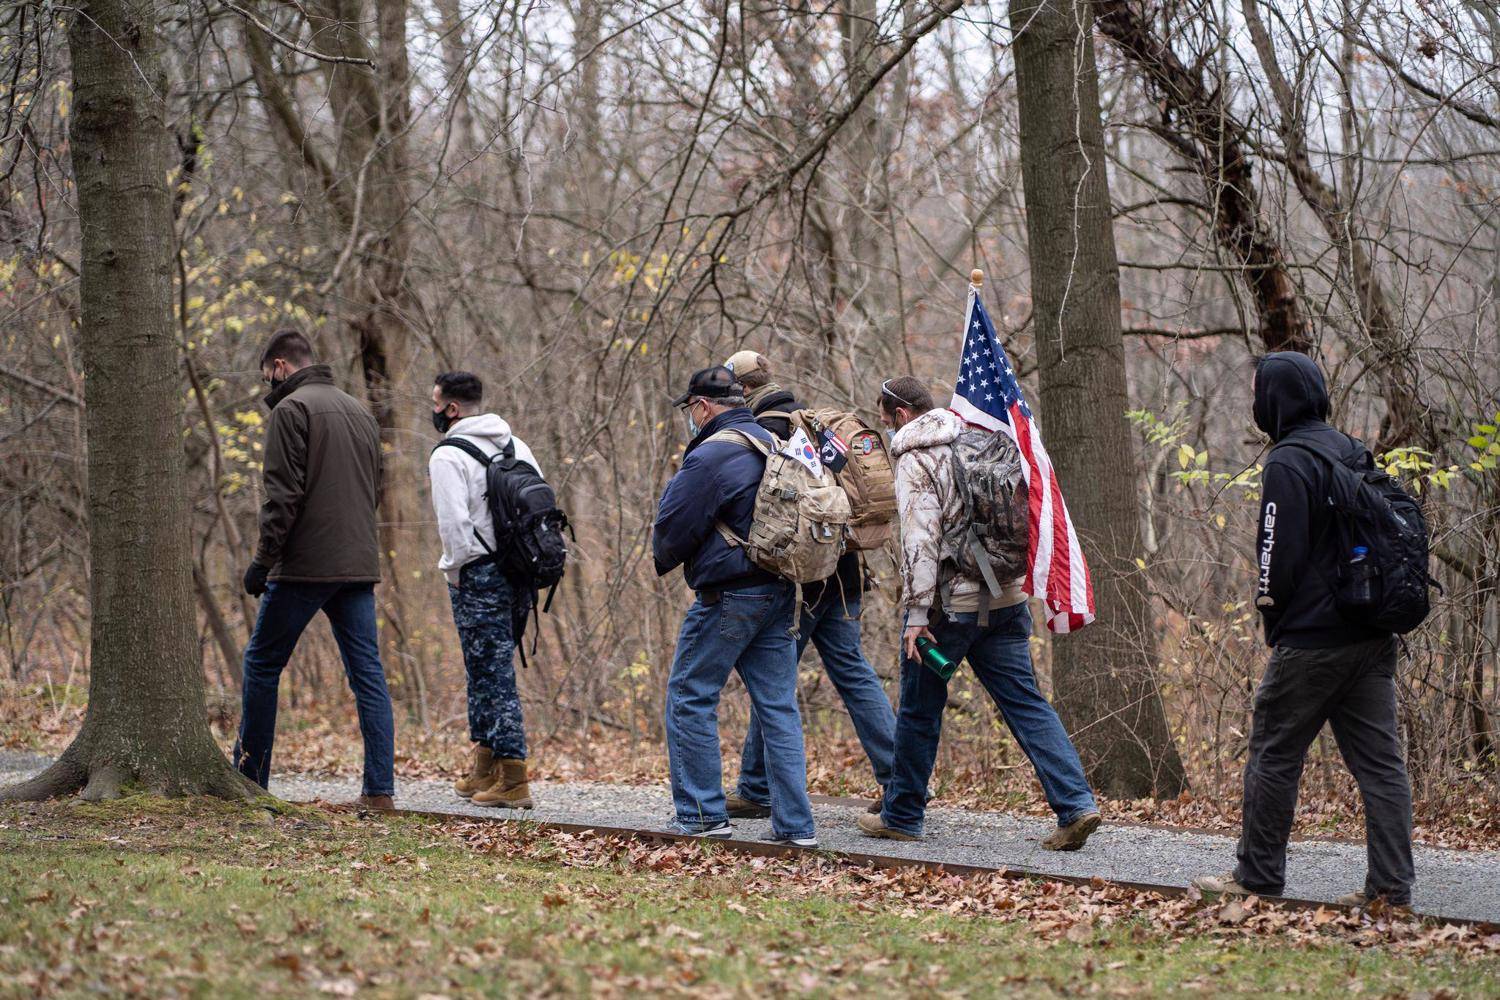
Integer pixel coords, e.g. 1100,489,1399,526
3,0,256,802
1010,0,1187,797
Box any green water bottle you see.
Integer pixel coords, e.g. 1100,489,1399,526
915,636,958,681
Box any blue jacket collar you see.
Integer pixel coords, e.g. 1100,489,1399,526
684,407,758,457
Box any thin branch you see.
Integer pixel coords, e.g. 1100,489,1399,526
0,362,83,407
219,0,373,65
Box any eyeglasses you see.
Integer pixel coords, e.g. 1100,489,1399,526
880,379,915,409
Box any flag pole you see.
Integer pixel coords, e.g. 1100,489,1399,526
970,268,983,288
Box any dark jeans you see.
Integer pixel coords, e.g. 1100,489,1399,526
234,581,395,797
1235,636,1414,903
664,580,814,840
449,561,526,759
884,603,1097,837
737,592,895,805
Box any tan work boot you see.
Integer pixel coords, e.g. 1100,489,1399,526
1336,890,1412,914
1192,872,1252,898
473,758,534,809
454,745,499,799
725,793,770,819
857,811,920,841
1040,811,1101,851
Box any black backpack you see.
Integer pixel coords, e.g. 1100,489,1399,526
1279,438,1434,634
433,437,572,663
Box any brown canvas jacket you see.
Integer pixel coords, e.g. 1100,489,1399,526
254,364,383,583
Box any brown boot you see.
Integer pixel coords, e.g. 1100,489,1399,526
473,758,534,809
454,745,499,799
1040,811,1101,851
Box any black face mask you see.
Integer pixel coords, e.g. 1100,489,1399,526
268,376,287,392
432,407,454,433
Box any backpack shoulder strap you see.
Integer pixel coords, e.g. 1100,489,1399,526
705,427,776,457
432,437,493,466
1274,438,1342,467
714,521,749,548
707,428,770,547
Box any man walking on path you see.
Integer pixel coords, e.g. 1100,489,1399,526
1194,353,1415,908
858,376,1100,848
235,330,395,809
653,366,816,845
429,371,542,810
721,350,895,818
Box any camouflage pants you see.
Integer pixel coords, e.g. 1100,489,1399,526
448,560,527,759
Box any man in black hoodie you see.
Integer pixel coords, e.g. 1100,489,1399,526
720,351,896,818
1194,352,1414,908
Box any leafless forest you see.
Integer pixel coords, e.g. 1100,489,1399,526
1,0,1496,808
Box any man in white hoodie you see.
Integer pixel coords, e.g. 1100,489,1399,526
857,375,1100,849
429,371,542,808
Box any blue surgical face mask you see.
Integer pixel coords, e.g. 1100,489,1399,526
685,404,701,439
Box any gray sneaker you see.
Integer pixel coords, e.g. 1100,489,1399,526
769,835,818,849
675,822,733,839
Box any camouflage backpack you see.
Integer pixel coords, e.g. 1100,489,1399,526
708,428,851,586
942,427,1029,621
763,408,897,552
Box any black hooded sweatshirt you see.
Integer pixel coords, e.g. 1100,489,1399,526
1253,352,1389,649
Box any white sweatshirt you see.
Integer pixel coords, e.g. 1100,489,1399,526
428,413,542,585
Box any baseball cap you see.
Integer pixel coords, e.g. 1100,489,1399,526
723,350,767,378
671,366,744,408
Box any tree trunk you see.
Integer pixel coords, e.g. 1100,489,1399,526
1010,0,1187,798
2,0,256,802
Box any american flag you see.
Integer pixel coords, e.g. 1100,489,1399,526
949,279,1096,633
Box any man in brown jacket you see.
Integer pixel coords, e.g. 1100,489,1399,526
233,329,395,808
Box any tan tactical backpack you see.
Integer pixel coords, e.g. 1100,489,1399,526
762,408,897,551
707,428,851,585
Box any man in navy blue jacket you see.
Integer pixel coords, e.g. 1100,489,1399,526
1194,352,1413,908
653,366,815,846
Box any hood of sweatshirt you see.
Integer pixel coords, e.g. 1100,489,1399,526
445,412,515,448
1253,352,1330,442
891,407,963,459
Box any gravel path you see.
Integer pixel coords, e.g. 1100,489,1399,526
3,752,1496,923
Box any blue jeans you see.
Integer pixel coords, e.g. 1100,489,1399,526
234,581,396,797
664,580,814,840
449,561,526,759
884,603,1096,837
737,593,895,805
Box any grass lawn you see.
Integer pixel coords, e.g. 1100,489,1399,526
0,796,1495,997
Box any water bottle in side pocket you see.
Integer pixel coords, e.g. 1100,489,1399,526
1347,545,1376,608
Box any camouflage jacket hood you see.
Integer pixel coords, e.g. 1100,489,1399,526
890,409,1023,625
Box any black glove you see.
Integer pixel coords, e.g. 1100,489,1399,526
243,562,270,597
